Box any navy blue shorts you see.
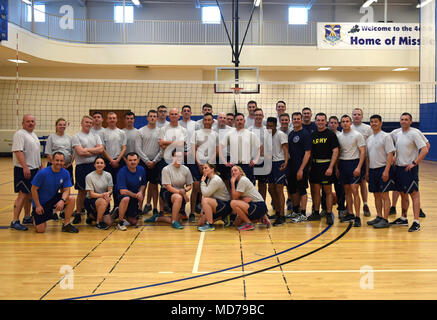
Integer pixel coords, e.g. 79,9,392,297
84,197,111,217
140,160,160,185
394,165,419,194
74,163,95,190
212,199,232,220
32,193,62,226
187,163,202,182
368,167,395,193
254,162,269,184
160,188,186,214
217,156,231,181
14,167,39,194
338,159,362,185
247,201,268,221
117,194,140,218
309,162,335,185
267,161,287,185
287,167,308,195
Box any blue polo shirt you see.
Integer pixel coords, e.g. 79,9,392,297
116,165,146,193
31,166,72,206
288,128,312,172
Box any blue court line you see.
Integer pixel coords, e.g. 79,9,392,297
65,224,332,300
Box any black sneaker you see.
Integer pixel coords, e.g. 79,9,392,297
373,218,390,229
189,213,196,223
326,212,334,225
195,203,202,214
95,221,109,230
72,212,82,224
60,210,65,219
22,216,33,225
389,206,397,216
419,209,426,218
142,204,152,215
273,216,285,226
340,213,355,223
10,220,28,231
367,216,382,226
320,210,327,217
62,223,79,233
85,216,94,225
52,212,59,221
338,210,347,220
353,216,361,227
307,212,321,221
164,206,172,214
152,208,159,215
268,212,280,220
111,207,119,220
408,221,421,232
389,217,408,226
363,204,371,217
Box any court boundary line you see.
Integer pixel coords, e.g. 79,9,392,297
191,231,205,274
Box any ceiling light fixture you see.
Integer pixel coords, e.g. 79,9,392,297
317,67,331,71
393,67,408,71
8,59,28,64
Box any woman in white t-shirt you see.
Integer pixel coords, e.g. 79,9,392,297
84,156,113,230
230,166,270,231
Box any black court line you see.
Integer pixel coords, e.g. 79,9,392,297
133,222,352,300
267,230,292,297
238,231,247,300
39,228,116,300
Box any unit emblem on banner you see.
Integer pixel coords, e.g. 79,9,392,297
324,24,341,45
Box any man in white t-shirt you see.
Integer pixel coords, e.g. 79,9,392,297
195,103,218,131
351,108,373,217
123,111,139,155
390,113,428,232
156,105,169,129
90,111,105,142
244,100,258,129
10,114,42,231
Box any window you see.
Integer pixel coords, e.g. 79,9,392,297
26,3,45,23
288,7,308,25
202,6,221,24
114,5,134,23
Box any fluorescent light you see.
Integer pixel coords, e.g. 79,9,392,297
254,0,261,7
131,0,140,5
417,0,433,8
362,0,378,8
8,59,28,64
288,7,308,25
393,68,408,71
317,67,331,71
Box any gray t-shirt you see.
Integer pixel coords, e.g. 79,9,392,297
156,120,169,129
102,127,127,159
367,131,396,169
72,131,102,165
136,126,161,163
161,164,193,190
122,128,139,155
391,128,427,166
236,176,265,202
201,174,230,201
90,127,105,142
179,119,197,153
12,129,41,169
159,124,187,160
338,130,366,160
45,133,73,164
195,118,218,131
191,129,219,164
351,123,372,141
85,171,113,198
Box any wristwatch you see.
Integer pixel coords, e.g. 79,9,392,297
412,160,417,166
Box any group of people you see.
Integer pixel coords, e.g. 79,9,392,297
10,100,429,234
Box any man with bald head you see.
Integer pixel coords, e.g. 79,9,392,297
11,114,42,231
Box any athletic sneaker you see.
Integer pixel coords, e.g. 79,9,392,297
408,221,421,232
268,212,280,220
289,211,300,219
273,216,285,227
326,212,334,225
286,199,293,212
353,216,361,227
172,221,184,230
60,210,65,219
142,204,152,215
22,216,33,225
320,210,327,217
111,207,119,220
117,221,127,231
10,220,28,231
72,212,82,224
198,223,215,232
163,206,172,214
144,213,160,223
52,212,59,221
338,209,347,220
62,223,79,233
262,215,272,228
189,213,196,223
389,206,396,216
238,222,255,231
373,218,390,229
389,217,408,226
367,216,383,226
307,212,321,221
85,216,94,225
363,204,371,217
291,214,307,223
340,213,355,223
419,209,426,218
95,221,109,230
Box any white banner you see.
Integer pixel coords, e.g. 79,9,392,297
317,23,419,49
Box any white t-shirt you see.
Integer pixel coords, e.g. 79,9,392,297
72,131,102,165
191,129,219,164
195,118,218,131
236,176,265,202
156,120,169,129
90,127,105,142
366,131,396,169
136,126,161,163
249,125,268,163
271,130,288,162
351,123,372,140
122,127,139,155
337,130,366,160
12,129,41,169
391,127,429,145
221,128,260,164
244,116,256,129
85,171,113,198
45,133,73,164
102,127,127,159
391,128,427,166
159,124,187,159
200,174,230,201
161,164,193,190
179,120,197,153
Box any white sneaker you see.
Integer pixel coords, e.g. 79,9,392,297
122,219,131,226
117,221,127,231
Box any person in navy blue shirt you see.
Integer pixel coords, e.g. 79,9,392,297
31,152,78,233
302,107,317,134
115,152,146,230
287,112,312,222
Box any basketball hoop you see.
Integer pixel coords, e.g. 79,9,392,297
231,87,244,95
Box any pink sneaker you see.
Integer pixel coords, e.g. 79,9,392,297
238,223,255,231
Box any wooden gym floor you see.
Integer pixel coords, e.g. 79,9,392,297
0,156,436,300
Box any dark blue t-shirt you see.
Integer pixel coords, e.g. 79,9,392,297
116,165,146,193
288,128,312,171
31,166,72,206
302,122,317,135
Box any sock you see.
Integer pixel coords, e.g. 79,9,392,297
293,206,300,213
414,219,420,224
301,209,306,215
364,202,368,206
400,216,407,221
